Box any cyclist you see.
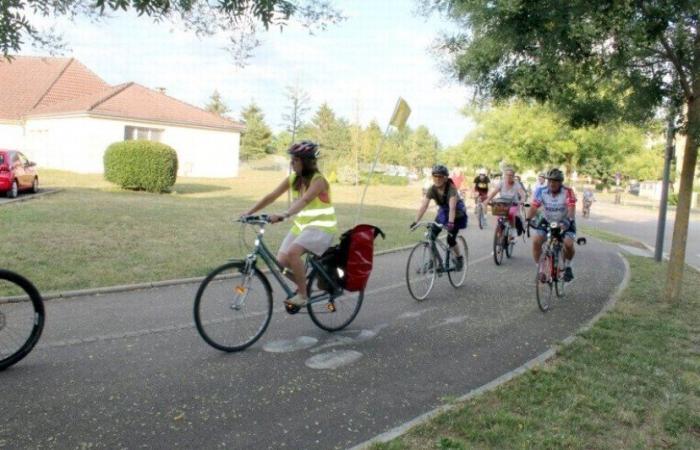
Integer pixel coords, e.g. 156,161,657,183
482,166,528,239
582,188,595,217
526,168,577,281
533,172,547,198
242,140,337,307
411,164,467,270
472,169,491,205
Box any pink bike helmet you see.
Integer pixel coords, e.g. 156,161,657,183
287,140,320,159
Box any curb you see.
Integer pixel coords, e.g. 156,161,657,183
0,188,62,205
30,244,418,302
347,251,631,450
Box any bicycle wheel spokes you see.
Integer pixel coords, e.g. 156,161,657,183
447,236,469,288
0,272,45,371
536,254,554,312
307,270,363,332
194,263,273,352
406,242,436,301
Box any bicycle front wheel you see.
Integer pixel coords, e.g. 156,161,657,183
406,242,437,301
477,205,485,230
554,247,567,298
536,253,554,312
493,227,504,265
505,225,514,259
447,236,469,288
0,270,45,371
194,262,273,352
307,269,363,332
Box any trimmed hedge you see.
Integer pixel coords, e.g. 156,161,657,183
104,141,178,193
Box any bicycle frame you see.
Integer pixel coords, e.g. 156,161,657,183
240,221,340,305
412,222,455,274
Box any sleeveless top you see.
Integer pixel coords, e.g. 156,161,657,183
289,172,338,235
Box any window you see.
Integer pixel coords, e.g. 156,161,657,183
124,126,163,142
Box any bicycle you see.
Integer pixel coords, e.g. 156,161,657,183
473,194,487,230
0,269,45,371
405,221,469,301
489,200,527,265
194,215,364,352
582,199,592,218
531,219,585,312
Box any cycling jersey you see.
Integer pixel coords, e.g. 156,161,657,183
531,185,577,223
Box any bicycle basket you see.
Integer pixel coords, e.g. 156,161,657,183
491,202,510,217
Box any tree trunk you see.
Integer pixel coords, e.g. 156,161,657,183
664,95,699,302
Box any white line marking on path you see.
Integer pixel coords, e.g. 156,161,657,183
428,315,469,329
263,336,318,353
305,350,363,370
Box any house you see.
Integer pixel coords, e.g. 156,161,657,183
0,56,244,178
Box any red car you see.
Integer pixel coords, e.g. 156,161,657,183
0,150,39,198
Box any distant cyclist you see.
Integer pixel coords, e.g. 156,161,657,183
472,170,491,205
533,172,547,198
582,188,595,217
526,168,578,281
482,166,528,239
412,164,467,270
242,140,337,307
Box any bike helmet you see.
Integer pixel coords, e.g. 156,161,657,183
546,168,564,181
287,140,320,159
431,164,449,177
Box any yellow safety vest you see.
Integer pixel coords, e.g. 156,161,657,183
289,172,338,235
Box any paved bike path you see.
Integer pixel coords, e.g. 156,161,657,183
1,231,625,449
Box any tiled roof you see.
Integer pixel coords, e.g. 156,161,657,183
1,56,244,131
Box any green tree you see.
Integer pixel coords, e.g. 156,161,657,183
574,125,646,185
428,0,699,302
240,102,272,161
408,125,440,171
205,90,230,117
623,146,665,182
309,103,350,171
2,0,344,64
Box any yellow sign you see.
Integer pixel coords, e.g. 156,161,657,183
389,97,411,130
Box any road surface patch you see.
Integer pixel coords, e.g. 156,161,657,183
305,350,363,369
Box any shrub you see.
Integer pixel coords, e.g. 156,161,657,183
104,141,178,193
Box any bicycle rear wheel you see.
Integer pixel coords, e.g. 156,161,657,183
307,269,363,331
447,236,469,288
0,270,45,371
477,204,485,230
406,242,437,301
536,254,554,312
194,262,273,352
493,226,504,265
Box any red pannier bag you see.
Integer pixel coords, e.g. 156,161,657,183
337,224,385,292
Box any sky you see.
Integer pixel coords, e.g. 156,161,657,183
25,0,475,147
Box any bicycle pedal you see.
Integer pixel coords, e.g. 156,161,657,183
284,303,301,315
234,285,247,294
326,303,336,312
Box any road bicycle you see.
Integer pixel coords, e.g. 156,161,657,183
194,215,364,352
405,221,469,301
531,219,586,312
489,200,528,265
0,269,45,371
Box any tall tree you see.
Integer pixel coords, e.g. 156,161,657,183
205,90,230,117
428,0,699,302
2,0,344,65
240,102,272,160
281,83,311,143
309,103,350,166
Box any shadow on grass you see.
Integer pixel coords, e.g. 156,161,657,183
171,183,231,194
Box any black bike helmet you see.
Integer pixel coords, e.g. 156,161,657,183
431,164,449,177
287,140,320,159
546,168,564,182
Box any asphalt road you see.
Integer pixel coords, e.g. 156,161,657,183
583,201,700,269
2,227,625,449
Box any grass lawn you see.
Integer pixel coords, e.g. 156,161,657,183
577,224,647,248
372,256,700,450
0,169,426,294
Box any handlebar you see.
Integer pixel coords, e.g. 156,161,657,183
410,221,443,232
236,214,271,225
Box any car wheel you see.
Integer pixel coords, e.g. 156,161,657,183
31,177,39,194
7,180,18,198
